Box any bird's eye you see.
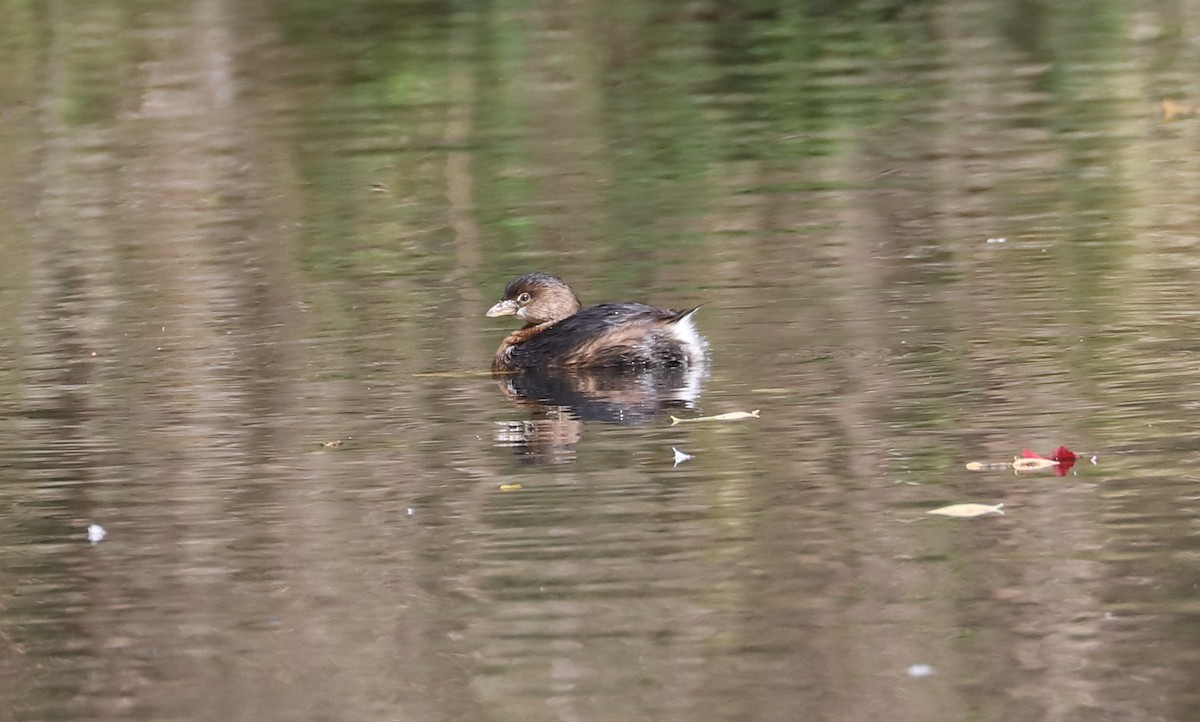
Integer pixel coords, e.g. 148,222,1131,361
517,292,531,303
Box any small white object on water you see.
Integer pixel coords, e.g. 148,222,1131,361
672,447,694,467
406,508,415,517
907,664,935,678
986,237,1007,244
87,523,106,544
927,503,1005,518
1090,455,1099,465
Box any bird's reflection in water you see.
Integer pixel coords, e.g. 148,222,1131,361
493,364,705,465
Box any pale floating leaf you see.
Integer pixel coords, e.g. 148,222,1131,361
1163,97,1195,122
927,503,1004,518
960,460,1008,472
670,409,761,426
1011,457,1058,472
499,483,523,492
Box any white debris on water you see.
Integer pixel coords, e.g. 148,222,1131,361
672,447,694,467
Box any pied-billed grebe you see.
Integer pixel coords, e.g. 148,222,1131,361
486,272,707,372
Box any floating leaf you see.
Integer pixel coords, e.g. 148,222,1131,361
1163,97,1195,122
1012,457,1058,472
670,410,761,426
927,503,1004,518
965,461,1011,471
970,448,1077,474
499,483,522,492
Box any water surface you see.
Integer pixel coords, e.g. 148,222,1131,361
2,1,1200,720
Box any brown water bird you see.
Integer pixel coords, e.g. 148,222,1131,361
486,272,707,373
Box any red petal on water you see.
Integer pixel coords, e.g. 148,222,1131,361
1052,446,1077,476
1051,446,1077,463
1022,448,1045,459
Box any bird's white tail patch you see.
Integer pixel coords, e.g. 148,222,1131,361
669,310,708,364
